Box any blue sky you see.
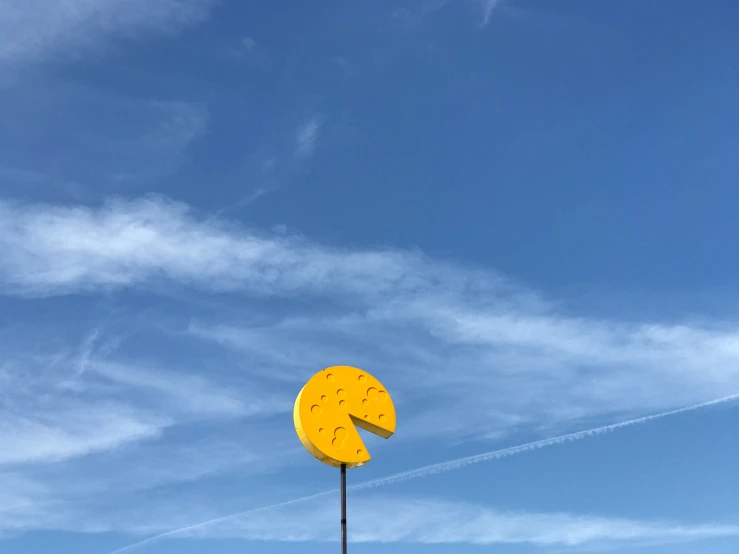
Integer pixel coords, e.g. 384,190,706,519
1,1,738,553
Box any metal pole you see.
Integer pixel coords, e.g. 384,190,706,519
341,463,347,554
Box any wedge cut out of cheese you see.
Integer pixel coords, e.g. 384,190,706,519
294,365,396,468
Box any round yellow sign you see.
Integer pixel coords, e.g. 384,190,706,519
294,365,396,468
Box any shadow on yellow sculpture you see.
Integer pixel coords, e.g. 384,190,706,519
294,365,396,468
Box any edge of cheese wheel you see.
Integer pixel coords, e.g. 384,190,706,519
294,384,334,465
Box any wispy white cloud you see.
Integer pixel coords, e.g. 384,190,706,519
0,425,297,539
72,327,101,379
0,473,66,538
0,0,216,65
0,332,292,539
295,115,324,158
0,194,450,298
90,359,267,418
481,0,505,27
51,432,281,499
0,343,282,467
188,309,739,442
0,400,167,466
223,496,739,546
215,114,325,214
1,194,738,449
0,330,166,466
108,494,739,550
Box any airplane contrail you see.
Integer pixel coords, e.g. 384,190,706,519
107,489,336,554
107,392,739,554
348,391,739,490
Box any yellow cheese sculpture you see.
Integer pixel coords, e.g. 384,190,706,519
294,365,396,468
